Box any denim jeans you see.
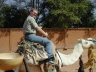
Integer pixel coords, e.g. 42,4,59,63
25,34,53,59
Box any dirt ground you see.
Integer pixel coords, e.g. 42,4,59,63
0,48,96,72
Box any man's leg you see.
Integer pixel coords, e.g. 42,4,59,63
25,34,57,65
25,34,53,58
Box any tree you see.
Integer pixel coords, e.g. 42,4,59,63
0,0,4,8
0,5,28,28
0,13,5,28
0,0,94,28
0,0,44,28
43,0,94,28
80,2,94,28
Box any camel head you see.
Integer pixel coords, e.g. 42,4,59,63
78,39,95,48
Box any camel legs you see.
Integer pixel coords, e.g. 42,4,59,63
39,63,45,72
89,68,93,72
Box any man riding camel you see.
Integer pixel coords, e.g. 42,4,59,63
22,8,56,65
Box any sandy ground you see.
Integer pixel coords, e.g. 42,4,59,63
0,48,96,72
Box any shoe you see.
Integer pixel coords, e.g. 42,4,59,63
46,57,57,65
46,60,57,65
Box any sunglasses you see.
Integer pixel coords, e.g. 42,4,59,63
33,12,38,15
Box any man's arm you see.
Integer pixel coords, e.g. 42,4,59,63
35,27,48,37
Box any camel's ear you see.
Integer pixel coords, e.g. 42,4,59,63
78,39,82,43
78,39,80,41
78,39,80,42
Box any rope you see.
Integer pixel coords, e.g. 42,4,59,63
83,46,96,72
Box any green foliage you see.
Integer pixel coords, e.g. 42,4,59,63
0,0,94,28
0,5,28,28
44,0,94,28
88,19,96,28
0,15,5,28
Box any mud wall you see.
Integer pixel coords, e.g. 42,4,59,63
0,28,96,52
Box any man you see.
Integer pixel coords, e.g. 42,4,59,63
23,8,56,65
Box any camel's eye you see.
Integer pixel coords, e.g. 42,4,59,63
85,42,88,44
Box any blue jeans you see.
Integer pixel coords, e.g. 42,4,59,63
25,34,53,59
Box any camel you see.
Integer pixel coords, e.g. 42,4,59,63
15,39,95,72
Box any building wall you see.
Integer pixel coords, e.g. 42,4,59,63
0,28,96,52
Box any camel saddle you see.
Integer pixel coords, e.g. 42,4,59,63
17,40,58,65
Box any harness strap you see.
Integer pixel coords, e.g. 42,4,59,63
56,49,63,67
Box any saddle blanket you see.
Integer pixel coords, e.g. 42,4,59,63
17,40,57,65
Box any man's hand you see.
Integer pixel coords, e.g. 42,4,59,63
44,32,48,37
